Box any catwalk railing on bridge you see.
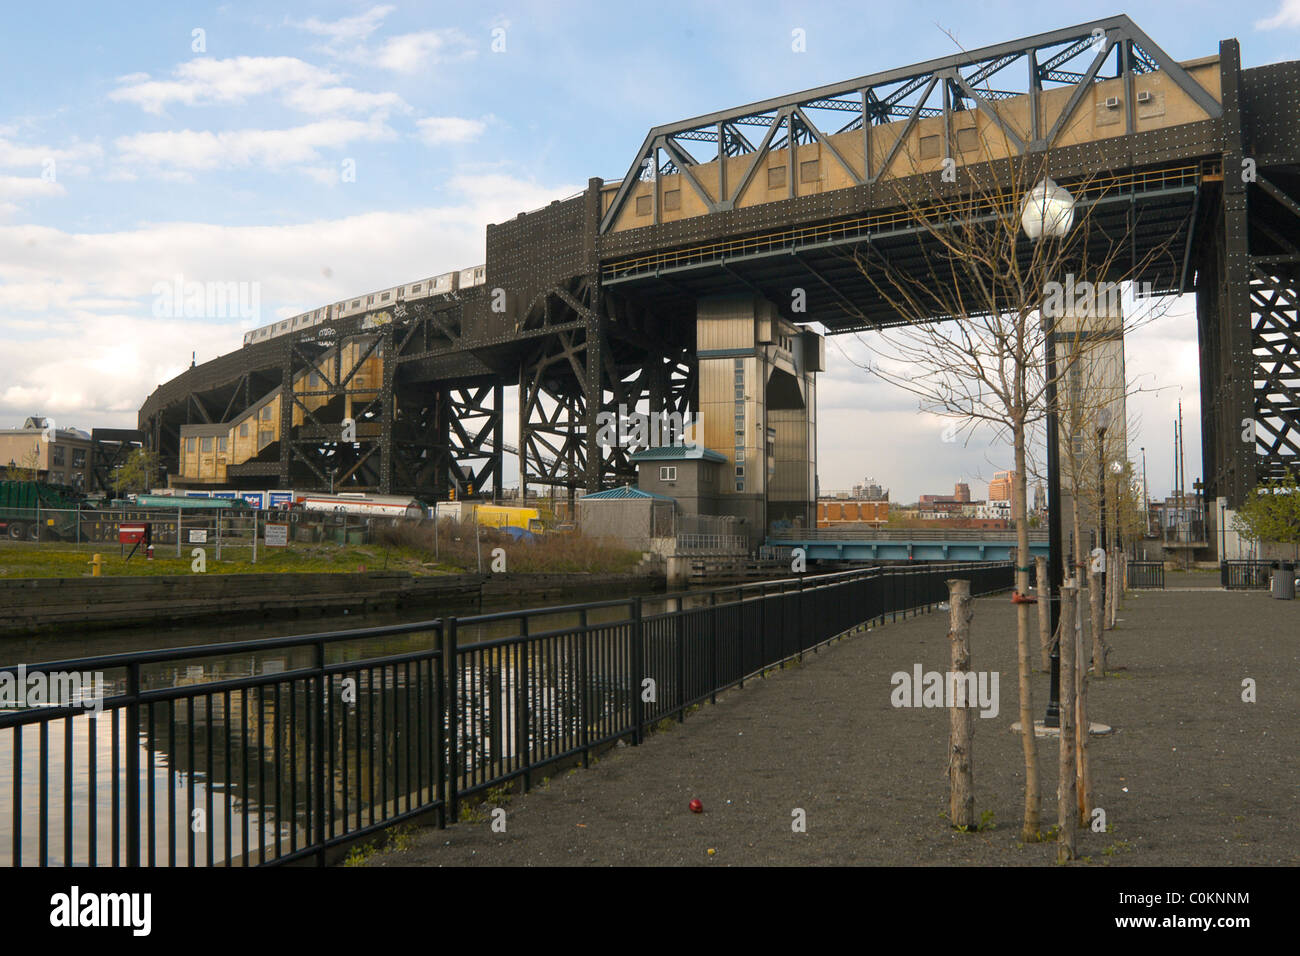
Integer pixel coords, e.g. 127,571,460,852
0,561,1011,866
769,528,1048,542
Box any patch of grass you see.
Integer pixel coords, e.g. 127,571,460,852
0,539,456,579
341,823,418,865
375,520,644,574
953,809,997,834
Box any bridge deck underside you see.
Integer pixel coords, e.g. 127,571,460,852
602,167,1202,333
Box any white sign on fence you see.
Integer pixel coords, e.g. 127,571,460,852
264,523,289,547
189,530,208,544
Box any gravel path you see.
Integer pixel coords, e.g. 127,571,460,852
368,582,1299,866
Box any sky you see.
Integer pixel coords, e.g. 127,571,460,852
1,0,1296,502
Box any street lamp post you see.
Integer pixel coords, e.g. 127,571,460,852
1021,177,1076,729
1097,408,1111,600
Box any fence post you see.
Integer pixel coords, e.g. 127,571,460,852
674,599,686,721
215,510,222,561
313,639,326,863
709,591,718,705
517,616,531,791
631,596,644,745
443,617,459,824
252,512,258,564
176,506,182,557
125,662,141,866
35,500,40,543
579,607,590,766
433,623,447,829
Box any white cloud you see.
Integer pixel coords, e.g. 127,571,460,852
0,174,579,429
374,29,475,72
109,56,406,117
114,118,395,172
415,116,487,146
0,175,64,201
355,29,477,73
0,137,101,169
289,5,395,46
1257,0,1300,28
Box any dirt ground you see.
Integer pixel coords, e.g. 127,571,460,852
367,581,1299,867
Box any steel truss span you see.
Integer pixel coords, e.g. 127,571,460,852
139,15,1299,508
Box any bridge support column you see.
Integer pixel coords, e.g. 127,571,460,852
695,295,820,546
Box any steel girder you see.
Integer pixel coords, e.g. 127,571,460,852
272,326,390,492
599,14,1221,232
1198,38,1300,506
88,428,144,495
517,280,695,496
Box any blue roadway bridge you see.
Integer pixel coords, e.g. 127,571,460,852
767,528,1049,563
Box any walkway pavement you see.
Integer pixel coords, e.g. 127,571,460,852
368,581,1299,866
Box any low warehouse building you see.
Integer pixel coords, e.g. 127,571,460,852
577,485,676,551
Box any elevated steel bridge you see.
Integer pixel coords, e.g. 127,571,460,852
139,14,1299,517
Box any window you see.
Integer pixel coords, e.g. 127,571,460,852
735,447,745,461
660,466,677,481
919,134,941,159
736,481,744,492
52,446,65,466
258,430,273,447
735,386,744,399
635,194,652,216
186,438,196,453
217,437,227,453
201,437,213,452
799,159,820,183
663,189,681,211
71,449,86,468
735,465,745,478
411,283,422,293
956,126,979,153
261,406,272,420
309,372,320,387
767,166,787,189
239,424,249,437
381,292,391,301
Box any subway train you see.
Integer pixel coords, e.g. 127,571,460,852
241,264,487,347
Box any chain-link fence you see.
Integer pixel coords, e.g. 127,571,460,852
0,506,418,561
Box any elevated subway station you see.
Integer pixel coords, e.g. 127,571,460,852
138,15,1300,532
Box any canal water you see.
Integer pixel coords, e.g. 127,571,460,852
0,580,714,866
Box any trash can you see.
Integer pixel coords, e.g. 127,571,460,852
1271,561,1295,600
1280,561,1297,600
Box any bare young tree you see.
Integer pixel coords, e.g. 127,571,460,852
833,113,1183,839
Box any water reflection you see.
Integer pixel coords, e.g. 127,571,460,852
1,583,681,866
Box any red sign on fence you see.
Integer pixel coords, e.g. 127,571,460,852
118,524,146,544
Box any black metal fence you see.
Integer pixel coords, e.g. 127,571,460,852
1126,561,1165,590
1221,560,1274,590
1,561,1011,867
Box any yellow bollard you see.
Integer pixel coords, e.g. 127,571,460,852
90,553,102,577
